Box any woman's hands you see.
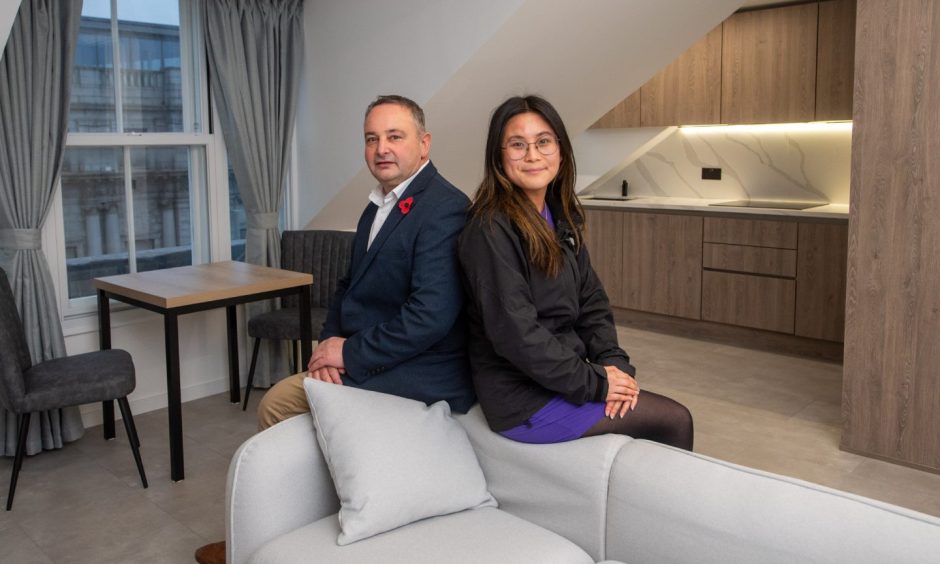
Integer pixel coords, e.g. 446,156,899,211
603,365,639,419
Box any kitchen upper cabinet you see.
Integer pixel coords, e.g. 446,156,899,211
815,0,857,120
641,25,722,126
620,212,703,319
591,90,642,129
795,223,848,342
593,1,856,128
721,3,819,124
582,209,625,306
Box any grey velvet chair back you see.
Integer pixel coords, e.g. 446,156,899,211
279,230,355,309
0,268,33,412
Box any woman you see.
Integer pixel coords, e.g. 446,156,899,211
458,95,693,449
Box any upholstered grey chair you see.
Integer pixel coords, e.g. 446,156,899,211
0,267,147,510
242,230,355,410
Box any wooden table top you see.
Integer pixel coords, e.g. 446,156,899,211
93,261,313,309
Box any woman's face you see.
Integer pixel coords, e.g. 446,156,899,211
500,112,561,202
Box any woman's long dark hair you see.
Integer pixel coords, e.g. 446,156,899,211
470,95,584,277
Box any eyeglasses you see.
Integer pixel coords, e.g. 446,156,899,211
502,137,559,160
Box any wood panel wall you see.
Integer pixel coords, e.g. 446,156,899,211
842,0,940,471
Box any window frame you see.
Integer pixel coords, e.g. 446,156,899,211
45,0,295,332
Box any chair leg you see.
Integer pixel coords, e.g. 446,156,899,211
242,338,261,411
123,399,142,449
6,412,31,511
116,398,148,489
292,340,299,374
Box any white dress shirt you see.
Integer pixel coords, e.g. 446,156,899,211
367,161,429,249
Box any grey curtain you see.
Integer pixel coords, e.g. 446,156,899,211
205,0,304,386
0,0,85,456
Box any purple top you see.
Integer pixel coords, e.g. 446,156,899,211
539,203,555,230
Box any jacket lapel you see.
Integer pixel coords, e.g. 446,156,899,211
346,162,436,290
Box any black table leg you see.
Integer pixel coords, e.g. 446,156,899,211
299,285,312,369
164,311,184,481
226,305,240,404
98,290,116,440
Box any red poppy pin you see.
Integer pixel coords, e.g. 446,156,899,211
398,196,414,215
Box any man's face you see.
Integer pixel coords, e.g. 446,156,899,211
364,103,431,193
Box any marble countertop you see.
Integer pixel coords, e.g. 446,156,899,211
578,195,849,221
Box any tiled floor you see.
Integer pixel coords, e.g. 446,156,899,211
2,326,939,563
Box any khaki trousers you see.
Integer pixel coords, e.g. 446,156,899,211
257,372,310,430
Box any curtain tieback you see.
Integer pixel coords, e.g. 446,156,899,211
247,213,279,230
0,229,42,250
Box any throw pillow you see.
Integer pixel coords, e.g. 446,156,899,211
303,378,496,545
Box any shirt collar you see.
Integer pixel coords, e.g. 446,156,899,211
368,161,430,207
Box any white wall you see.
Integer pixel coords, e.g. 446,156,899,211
302,0,744,229
296,0,524,227
0,0,19,60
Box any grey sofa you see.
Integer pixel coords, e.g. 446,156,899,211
227,406,940,563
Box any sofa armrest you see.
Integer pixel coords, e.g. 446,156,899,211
457,405,631,562
226,413,339,564
606,440,940,564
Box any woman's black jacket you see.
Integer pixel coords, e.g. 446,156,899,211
457,208,635,432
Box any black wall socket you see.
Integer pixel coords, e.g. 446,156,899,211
702,167,722,180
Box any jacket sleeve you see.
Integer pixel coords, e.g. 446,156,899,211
459,219,609,404
573,244,636,377
341,196,467,381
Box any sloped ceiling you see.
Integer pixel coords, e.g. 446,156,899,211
296,0,745,229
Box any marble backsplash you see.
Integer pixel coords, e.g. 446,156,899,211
589,124,852,204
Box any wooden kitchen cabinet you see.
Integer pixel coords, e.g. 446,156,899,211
721,2,819,124
815,0,856,120
702,270,796,333
620,212,703,319
591,90,642,129
795,222,848,341
584,206,847,343
703,217,798,249
641,25,722,126
702,216,799,334
594,1,856,128
582,209,625,306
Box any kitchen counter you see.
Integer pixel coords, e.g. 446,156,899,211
579,195,849,221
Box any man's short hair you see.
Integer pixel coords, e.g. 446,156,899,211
365,95,427,134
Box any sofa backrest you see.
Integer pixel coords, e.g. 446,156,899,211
605,440,940,564
458,405,632,562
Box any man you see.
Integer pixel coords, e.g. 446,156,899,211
255,94,475,429
195,96,474,563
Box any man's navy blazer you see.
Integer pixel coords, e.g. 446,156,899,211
319,161,475,413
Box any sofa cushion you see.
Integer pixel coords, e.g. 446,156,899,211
248,507,594,564
303,379,495,545
606,440,940,564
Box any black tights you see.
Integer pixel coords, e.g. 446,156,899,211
583,390,694,451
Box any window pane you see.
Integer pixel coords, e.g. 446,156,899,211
70,7,117,132
61,147,129,298
117,0,183,132
229,165,246,261
129,146,194,273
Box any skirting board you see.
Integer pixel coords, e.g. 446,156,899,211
79,376,234,428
